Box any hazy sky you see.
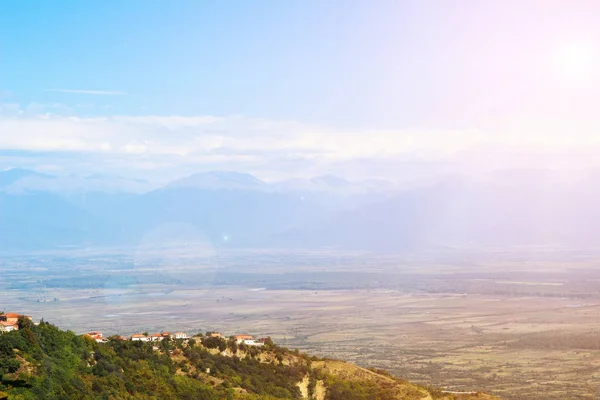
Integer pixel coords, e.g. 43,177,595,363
1,1,599,182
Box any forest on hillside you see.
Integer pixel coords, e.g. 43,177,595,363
0,318,496,400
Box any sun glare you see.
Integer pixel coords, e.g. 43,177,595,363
554,40,596,83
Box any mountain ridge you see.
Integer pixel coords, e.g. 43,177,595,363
4,167,600,252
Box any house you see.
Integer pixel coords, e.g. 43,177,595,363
131,334,150,342
171,332,187,340
3,313,20,324
207,332,222,338
85,332,105,343
242,339,264,347
3,313,32,324
161,332,171,338
0,321,18,333
150,333,164,341
234,334,254,344
234,334,263,346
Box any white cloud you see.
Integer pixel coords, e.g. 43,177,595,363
45,89,126,96
1,106,599,181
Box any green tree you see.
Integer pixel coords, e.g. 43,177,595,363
203,336,226,351
263,337,274,348
17,316,34,330
227,338,238,353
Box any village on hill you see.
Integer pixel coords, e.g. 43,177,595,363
1,311,268,348
84,330,267,347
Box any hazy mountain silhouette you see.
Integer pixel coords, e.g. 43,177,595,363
0,168,49,187
3,168,600,252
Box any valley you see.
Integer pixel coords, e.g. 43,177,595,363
2,248,600,399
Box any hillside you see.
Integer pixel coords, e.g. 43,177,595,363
0,318,500,400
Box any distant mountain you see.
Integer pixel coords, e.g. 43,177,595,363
167,171,269,191
2,172,153,195
0,169,148,251
274,175,394,195
0,168,48,187
6,167,600,252
310,174,352,188
0,191,117,251
278,171,600,251
114,184,328,248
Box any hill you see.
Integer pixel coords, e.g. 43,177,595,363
0,318,499,399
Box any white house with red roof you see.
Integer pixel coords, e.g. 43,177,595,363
150,333,164,341
85,332,106,343
130,334,150,342
234,334,253,344
0,321,18,333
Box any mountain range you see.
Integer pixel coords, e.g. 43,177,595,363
2,167,600,252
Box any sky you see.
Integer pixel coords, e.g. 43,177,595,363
1,1,600,183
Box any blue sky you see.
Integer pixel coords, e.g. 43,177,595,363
2,1,600,182
2,1,438,127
